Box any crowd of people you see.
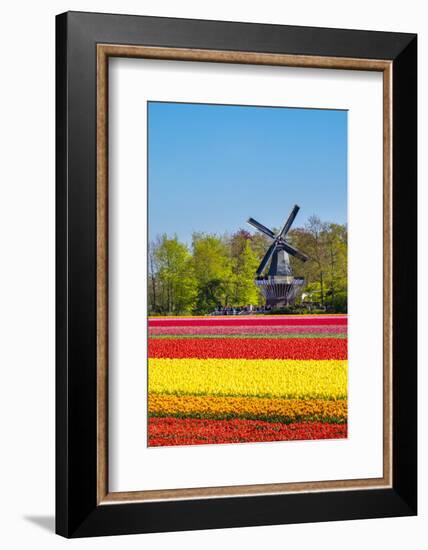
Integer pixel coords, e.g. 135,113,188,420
209,302,328,315
209,305,270,316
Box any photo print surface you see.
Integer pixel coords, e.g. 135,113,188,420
147,101,348,447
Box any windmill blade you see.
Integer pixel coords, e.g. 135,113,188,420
247,217,275,239
256,242,277,276
282,241,309,262
279,204,300,238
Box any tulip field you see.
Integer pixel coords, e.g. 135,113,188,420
148,315,348,446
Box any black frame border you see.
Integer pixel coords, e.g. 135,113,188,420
56,11,417,538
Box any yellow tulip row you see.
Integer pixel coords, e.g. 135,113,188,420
149,358,347,400
148,394,347,421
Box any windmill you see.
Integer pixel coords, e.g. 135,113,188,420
247,205,309,308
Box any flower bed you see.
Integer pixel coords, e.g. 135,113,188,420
149,417,347,446
149,324,348,336
147,315,348,446
149,395,347,423
149,358,347,400
150,316,347,327
149,337,347,360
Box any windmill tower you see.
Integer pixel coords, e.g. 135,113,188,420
247,205,309,307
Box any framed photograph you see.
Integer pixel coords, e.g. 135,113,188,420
56,11,417,537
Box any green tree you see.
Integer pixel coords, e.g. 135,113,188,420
324,223,347,311
148,238,160,313
192,234,233,313
289,217,347,311
154,235,197,314
229,232,260,306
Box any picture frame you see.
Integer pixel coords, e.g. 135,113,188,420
56,11,417,538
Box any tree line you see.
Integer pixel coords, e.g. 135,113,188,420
148,216,347,315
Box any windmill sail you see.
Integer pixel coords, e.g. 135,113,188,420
256,242,277,276
279,204,300,238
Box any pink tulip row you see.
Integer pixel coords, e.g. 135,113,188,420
149,316,347,327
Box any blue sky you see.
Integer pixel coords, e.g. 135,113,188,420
148,102,347,245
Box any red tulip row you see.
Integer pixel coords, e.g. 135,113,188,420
148,417,347,446
148,337,347,360
149,324,347,336
149,316,347,327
